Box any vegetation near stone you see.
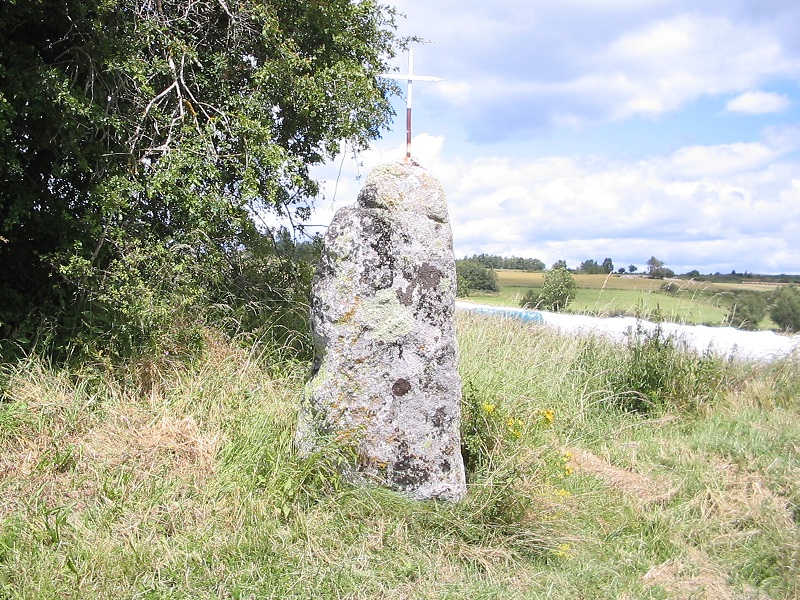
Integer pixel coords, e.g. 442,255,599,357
1,313,798,597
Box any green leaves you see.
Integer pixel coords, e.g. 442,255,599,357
1,0,401,358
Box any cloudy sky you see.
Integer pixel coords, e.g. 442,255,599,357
308,0,800,275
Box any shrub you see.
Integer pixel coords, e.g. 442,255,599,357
769,285,800,331
456,273,471,297
455,260,499,292
520,268,576,311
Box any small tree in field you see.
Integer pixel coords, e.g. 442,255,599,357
520,268,576,312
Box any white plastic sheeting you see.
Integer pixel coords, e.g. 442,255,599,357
456,301,800,362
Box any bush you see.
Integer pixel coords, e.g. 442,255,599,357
520,268,576,311
770,285,800,331
456,273,471,297
661,281,681,295
726,292,767,330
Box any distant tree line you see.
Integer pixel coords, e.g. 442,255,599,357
465,254,545,272
578,258,615,274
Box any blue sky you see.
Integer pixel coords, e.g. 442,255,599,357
308,0,800,275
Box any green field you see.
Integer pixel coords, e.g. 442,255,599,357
466,270,781,328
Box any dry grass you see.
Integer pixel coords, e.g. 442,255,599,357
567,447,679,505
642,548,739,599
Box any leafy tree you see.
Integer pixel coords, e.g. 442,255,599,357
617,267,625,274
520,268,576,312
770,285,800,331
0,0,401,357
628,265,638,273
456,260,499,293
527,258,546,272
456,273,471,298
602,258,614,274
551,259,568,270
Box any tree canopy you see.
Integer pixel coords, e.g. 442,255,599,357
1,0,401,356
646,256,674,279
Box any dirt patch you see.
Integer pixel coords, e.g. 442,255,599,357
691,460,796,532
566,447,678,505
81,408,220,484
643,548,735,599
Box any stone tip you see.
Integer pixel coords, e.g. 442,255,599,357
356,161,447,223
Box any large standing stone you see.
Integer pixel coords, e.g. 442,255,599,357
296,161,466,501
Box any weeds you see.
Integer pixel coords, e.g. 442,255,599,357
611,322,736,413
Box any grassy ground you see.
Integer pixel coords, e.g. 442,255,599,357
1,317,798,598
468,271,781,328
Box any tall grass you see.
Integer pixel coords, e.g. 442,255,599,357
0,315,798,598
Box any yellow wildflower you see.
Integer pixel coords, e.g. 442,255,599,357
482,403,496,414
552,543,572,558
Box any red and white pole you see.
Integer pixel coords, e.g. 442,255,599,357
380,46,442,162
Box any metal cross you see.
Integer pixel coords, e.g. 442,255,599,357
381,46,443,162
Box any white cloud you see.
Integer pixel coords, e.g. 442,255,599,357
727,91,791,114
419,9,800,135
659,142,781,179
594,15,798,121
